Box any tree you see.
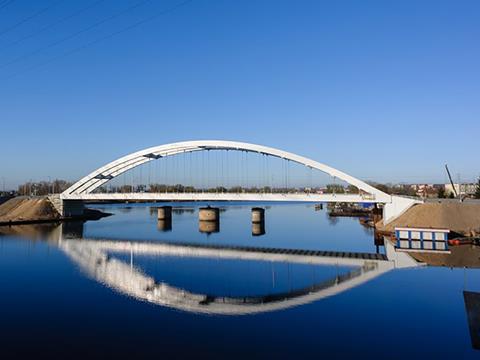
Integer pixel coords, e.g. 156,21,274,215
325,184,345,194
475,178,480,199
347,185,359,194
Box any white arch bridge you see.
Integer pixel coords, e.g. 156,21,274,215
59,140,419,223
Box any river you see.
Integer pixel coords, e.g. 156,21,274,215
0,202,478,358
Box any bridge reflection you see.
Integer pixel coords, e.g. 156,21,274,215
61,238,395,315
2,221,480,321
0,220,419,315
2,220,480,353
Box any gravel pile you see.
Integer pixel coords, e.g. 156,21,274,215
378,202,480,236
0,197,61,223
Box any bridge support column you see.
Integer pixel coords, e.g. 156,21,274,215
251,207,265,223
157,206,172,220
62,200,85,217
251,207,266,236
199,207,219,221
199,207,220,234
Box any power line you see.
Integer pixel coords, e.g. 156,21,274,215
0,0,106,51
0,0,15,12
0,0,64,37
0,0,152,70
2,0,193,80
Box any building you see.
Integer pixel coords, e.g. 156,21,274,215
410,184,438,198
445,183,477,197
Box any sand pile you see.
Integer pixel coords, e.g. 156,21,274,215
0,197,61,223
378,202,480,236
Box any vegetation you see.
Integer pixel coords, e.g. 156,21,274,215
325,184,345,194
17,180,73,196
368,182,417,197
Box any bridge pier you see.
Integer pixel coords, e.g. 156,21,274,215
251,207,266,236
199,207,219,221
63,200,85,217
199,207,220,234
251,207,265,223
157,206,172,220
50,195,85,217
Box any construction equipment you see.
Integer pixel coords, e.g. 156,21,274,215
445,164,458,198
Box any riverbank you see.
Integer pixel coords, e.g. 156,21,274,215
0,197,111,226
377,202,480,237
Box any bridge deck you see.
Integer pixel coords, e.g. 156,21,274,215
61,192,380,203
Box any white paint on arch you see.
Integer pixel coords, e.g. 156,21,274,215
63,140,391,202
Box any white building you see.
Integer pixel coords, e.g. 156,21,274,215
445,183,477,197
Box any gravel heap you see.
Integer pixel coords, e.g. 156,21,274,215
378,202,480,236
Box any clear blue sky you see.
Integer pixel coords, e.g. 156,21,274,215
1,0,479,189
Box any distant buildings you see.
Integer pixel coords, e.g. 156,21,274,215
409,184,440,198
445,183,477,197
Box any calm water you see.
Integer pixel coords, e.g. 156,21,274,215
1,202,479,358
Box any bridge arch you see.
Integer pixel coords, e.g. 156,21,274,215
63,140,391,202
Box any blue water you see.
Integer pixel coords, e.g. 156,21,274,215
0,202,479,359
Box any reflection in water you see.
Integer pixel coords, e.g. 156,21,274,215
199,220,220,234
1,220,421,315
60,237,398,315
2,201,480,360
50,222,480,322
327,214,339,226
252,221,266,236
2,209,480,353
0,221,84,240
464,291,480,350
157,218,172,232
150,206,196,216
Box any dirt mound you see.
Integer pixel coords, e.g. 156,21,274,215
378,202,480,236
0,197,61,223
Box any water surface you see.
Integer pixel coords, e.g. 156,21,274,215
0,202,479,358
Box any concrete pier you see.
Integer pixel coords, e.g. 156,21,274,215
251,207,265,223
157,206,172,220
198,207,220,234
199,207,219,221
251,207,265,236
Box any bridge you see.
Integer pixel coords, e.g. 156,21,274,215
59,140,420,223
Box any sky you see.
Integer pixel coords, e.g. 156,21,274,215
0,0,479,190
